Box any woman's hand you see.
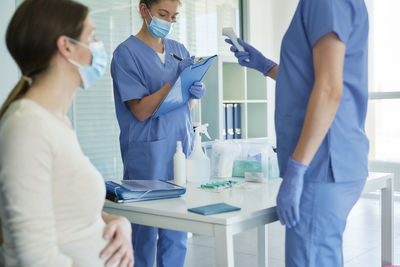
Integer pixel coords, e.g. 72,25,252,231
170,56,194,87
178,56,195,73
100,213,134,267
189,82,206,100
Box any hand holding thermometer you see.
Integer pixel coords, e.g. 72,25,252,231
222,27,250,62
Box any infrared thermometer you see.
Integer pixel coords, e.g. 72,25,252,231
222,27,249,62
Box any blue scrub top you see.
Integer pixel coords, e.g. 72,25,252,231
275,0,369,182
111,36,194,180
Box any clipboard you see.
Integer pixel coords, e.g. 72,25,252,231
152,55,217,118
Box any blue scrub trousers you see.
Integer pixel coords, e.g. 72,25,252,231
132,224,187,267
285,176,366,267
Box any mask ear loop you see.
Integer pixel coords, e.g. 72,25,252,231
66,37,90,68
68,58,83,68
144,7,153,27
67,37,90,49
66,37,90,69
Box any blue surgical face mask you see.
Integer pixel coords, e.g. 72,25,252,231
67,38,108,89
145,9,174,39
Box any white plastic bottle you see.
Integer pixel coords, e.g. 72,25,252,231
268,146,280,179
187,124,211,183
174,141,186,186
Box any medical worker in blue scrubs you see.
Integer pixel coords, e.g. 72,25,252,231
111,0,206,266
227,0,369,266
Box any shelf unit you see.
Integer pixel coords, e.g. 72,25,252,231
200,56,272,141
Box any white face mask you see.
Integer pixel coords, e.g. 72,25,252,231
67,38,108,89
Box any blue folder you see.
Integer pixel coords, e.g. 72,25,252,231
105,180,186,203
226,104,234,139
152,55,217,118
188,202,241,216
233,104,242,139
222,104,227,140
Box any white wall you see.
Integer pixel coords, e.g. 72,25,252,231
246,0,298,146
0,0,296,108
247,0,297,62
0,0,18,106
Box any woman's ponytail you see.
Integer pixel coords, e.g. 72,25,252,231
0,78,30,119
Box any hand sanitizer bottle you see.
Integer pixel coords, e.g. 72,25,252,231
268,146,280,179
187,124,211,183
174,141,186,186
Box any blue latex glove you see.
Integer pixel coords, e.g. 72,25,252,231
276,157,309,228
225,38,277,76
171,56,195,86
189,82,206,99
178,56,195,73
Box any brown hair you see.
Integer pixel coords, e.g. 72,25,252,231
0,0,89,119
140,0,181,9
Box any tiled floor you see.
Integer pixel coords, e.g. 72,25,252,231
184,195,400,267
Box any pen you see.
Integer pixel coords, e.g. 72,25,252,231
169,52,182,61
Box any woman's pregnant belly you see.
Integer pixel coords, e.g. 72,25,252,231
59,219,119,267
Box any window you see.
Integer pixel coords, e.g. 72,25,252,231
72,0,240,179
365,0,400,161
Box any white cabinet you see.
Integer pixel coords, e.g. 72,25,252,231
200,56,273,141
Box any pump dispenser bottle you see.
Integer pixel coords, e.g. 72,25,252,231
174,141,186,186
186,124,211,183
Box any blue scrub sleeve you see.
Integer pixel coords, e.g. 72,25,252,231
112,45,150,102
302,0,354,47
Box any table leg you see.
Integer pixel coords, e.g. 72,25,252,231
214,225,234,267
257,225,268,267
381,177,394,267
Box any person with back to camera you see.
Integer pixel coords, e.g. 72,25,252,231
226,0,369,266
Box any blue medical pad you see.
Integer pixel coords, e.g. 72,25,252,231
152,55,217,118
188,202,241,216
200,180,238,189
105,180,186,203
